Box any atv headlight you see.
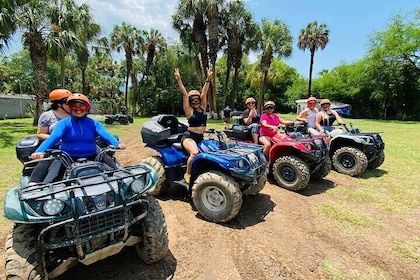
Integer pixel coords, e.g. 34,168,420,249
43,199,65,216
233,159,249,169
130,177,146,193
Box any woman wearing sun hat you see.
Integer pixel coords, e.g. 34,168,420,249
315,98,344,135
259,100,294,160
174,67,213,183
241,97,260,143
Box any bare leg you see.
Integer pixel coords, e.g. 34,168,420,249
182,138,199,183
259,136,272,161
252,133,259,144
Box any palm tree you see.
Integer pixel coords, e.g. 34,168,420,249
173,0,209,80
297,21,329,96
257,19,292,114
74,21,101,94
223,1,258,107
136,28,166,114
48,0,89,89
0,0,25,52
11,0,51,124
110,22,142,107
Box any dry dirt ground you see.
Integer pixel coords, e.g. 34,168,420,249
1,126,418,280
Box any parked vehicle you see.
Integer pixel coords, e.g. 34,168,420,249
104,113,134,125
328,123,385,176
141,114,267,223
224,119,331,191
4,138,169,279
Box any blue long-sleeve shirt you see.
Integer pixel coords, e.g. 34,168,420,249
35,115,120,157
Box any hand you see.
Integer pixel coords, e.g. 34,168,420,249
31,152,45,160
174,68,180,81
118,143,127,150
206,67,213,80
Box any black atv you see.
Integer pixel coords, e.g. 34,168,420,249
104,113,134,125
4,138,169,279
329,123,385,176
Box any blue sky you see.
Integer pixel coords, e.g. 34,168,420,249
6,0,419,78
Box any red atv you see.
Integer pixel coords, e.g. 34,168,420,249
224,120,331,191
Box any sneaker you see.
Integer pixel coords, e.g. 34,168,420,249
184,173,191,184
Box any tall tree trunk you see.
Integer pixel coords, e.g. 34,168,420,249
25,32,48,125
231,66,240,109
258,71,268,115
223,65,231,108
308,50,315,96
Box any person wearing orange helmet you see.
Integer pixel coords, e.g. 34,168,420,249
296,96,322,136
241,97,260,144
315,98,344,134
31,93,126,182
259,101,294,159
174,67,213,183
36,89,72,140
29,89,72,184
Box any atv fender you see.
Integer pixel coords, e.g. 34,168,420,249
147,145,188,166
3,188,24,221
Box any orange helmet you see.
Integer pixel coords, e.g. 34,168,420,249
67,93,91,111
307,96,317,104
49,89,72,102
320,98,331,105
245,97,256,105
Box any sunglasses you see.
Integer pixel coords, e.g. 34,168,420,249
321,103,330,107
189,98,201,105
307,101,317,105
246,102,256,105
264,106,274,110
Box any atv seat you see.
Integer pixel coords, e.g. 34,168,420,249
154,114,179,134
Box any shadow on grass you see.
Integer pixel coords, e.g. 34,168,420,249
359,168,387,179
0,130,36,148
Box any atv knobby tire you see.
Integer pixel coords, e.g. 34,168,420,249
119,117,129,125
105,118,114,125
311,157,332,180
142,156,167,195
5,224,45,280
332,146,368,176
135,196,169,263
367,150,385,169
243,173,267,195
272,156,310,191
192,171,242,223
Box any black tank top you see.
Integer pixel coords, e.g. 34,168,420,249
321,112,336,126
188,108,207,127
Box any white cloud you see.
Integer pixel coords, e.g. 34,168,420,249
79,0,179,39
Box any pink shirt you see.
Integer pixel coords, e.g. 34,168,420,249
260,113,280,137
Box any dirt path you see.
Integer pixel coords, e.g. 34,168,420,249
1,126,418,280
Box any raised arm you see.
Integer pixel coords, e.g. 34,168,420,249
200,68,213,111
174,68,190,114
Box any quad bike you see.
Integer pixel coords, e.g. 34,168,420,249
224,119,331,191
140,114,267,223
328,123,385,176
105,113,134,125
4,138,169,279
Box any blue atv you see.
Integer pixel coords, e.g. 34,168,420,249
4,138,169,279
141,114,267,223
